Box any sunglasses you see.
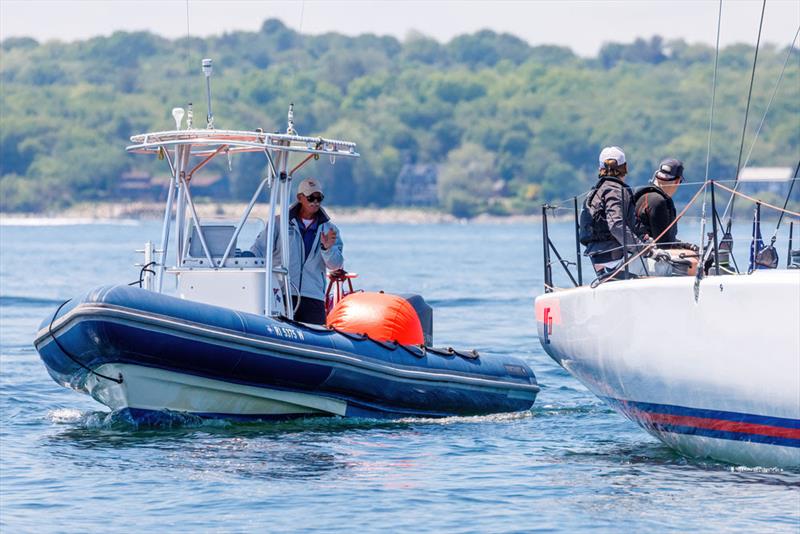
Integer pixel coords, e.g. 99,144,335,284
305,193,324,203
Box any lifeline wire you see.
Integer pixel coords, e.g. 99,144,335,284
715,181,800,218
544,186,595,209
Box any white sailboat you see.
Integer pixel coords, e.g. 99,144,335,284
535,5,799,467
535,268,799,467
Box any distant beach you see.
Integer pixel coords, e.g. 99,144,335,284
0,202,544,225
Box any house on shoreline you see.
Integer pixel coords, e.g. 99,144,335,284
117,171,229,201
393,163,439,207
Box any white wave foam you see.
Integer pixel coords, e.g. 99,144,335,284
395,410,533,426
47,408,85,423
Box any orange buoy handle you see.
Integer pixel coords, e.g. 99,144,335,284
325,269,359,313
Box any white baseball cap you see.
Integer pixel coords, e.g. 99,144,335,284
297,178,323,197
598,146,626,168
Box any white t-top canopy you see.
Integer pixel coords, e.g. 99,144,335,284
127,129,359,158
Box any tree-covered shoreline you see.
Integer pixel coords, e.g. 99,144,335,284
1,19,798,215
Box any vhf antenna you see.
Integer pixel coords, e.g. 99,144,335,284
202,58,214,129
186,102,193,129
287,103,296,135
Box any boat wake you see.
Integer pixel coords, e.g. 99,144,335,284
47,407,210,431
531,402,613,418
44,406,539,433
394,410,533,426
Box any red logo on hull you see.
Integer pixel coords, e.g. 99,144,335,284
543,307,553,344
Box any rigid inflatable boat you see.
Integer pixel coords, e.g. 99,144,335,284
33,59,538,421
36,285,537,420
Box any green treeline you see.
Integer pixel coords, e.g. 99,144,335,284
1,19,798,215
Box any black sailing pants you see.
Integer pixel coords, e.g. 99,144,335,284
291,296,327,325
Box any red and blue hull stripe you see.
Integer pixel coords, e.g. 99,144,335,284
603,397,800,448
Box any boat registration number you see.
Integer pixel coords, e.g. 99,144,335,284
266,324,306,341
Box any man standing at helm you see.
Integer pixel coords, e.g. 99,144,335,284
251,178,343,324
579,146,668,280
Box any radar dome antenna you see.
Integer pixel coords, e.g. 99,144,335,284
171,107,185,130
287,103,297,135
202,58,214,129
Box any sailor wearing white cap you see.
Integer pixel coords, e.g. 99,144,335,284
598,146,626,168
251,178,343,324
579,146,658,280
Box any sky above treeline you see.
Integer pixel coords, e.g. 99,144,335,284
1,0,798,56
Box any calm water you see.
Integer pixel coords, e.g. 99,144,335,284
1,220,798,532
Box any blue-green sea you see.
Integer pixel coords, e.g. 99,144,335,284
1,220,798,532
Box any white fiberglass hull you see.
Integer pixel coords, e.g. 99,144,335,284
86,364,347,419
535,270,800,467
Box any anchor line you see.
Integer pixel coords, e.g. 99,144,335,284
47,299,124,384
128,261,157,288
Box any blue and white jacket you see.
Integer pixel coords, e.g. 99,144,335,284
250,203,343,301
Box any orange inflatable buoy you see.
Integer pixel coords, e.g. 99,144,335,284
326,292,424,345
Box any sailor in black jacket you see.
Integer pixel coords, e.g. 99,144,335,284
634,158,697,251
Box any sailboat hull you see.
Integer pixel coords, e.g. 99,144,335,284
535,270,800,467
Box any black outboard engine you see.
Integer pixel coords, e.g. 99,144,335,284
401,294,433,347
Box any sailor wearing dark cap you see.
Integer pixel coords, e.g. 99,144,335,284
634,158,696,250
